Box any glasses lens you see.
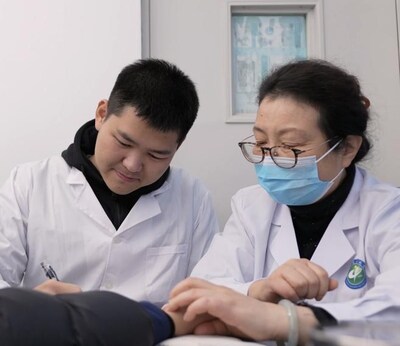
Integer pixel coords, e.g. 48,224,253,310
240,143,263,163
270,147,297,168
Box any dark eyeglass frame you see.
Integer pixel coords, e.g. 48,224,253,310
238,135,341,169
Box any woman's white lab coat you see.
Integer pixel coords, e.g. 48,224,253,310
192,167,400,321
0,156,218,306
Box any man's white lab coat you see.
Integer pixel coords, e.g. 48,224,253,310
192,167,400,321
0,156,218,306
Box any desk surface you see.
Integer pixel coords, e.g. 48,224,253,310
158,335,269,345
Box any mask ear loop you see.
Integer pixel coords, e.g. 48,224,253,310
316,139,343,163
316,139,345,185
329,167,345,184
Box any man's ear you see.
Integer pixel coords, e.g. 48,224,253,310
341,135,363,168
94,99,108,130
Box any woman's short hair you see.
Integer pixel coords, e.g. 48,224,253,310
258,59,371,163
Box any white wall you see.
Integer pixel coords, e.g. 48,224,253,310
2,0,399,229
0,0,142,183
322,0,400,183
149,0,400,227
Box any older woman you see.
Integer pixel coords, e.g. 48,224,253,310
185,59,400,344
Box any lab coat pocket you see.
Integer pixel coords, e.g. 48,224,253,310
145,244,188,304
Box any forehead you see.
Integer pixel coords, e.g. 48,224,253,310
255,96,323,138
108,106,180,148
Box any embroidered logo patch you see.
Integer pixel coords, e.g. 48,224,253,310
345,259,367,289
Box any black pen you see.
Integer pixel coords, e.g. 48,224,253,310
40,262,59,281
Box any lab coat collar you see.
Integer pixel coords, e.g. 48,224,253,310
270,169,363,276
66,168,115,233
312,168,363,275
66,168,172,234
270,204,300,264
117,179,172,233
310,175,362,276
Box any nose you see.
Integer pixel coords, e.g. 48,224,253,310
122,150,143,173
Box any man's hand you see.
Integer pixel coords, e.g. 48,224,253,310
248,259,338,303
34,280,82,295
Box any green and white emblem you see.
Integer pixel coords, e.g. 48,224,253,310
345,259,367,289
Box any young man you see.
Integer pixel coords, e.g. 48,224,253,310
0,59,218,306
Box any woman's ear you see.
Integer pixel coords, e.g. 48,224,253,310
94,99,108,130
341,135,363,168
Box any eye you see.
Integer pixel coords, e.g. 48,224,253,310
116,138,131,147
281,143,300,150
271,149,280,156
149,153,163,160
252,145,263,156
148,152,170,160
255,140,268,147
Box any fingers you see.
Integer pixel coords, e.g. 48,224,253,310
168,282,239,323
170,277,219,298
193,319,232,336
259,275,300,302
254,259,337,303
34,280,82,295
168,287,227,318
170,261,337,320
329,278,339,291
280,264,314,301
303,261,330,301
283,259,332,301
170,286,284,342
184,296,219,321
304,261,338,300
169,277,230,312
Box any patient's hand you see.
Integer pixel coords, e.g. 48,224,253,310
165,277,286,341
164,306,215,336
34,280,82,295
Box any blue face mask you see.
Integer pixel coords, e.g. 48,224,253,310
255,142,343,206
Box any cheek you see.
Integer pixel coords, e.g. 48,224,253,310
317,165,332,181
96,141,123,166
145,160,171,177
317,158,343,181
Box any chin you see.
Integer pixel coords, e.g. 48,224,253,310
114,186,140,195
107,182,141,195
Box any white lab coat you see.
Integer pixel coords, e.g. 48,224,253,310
192,167,400,321
0,156,218,306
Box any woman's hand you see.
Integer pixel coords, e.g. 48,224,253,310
166,277,288,342
166,277,319,344
248,259,338,303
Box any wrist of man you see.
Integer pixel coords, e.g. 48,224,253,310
139,301,175,344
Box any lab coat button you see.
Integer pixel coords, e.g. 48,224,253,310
104,281,113,289
113,238,121,244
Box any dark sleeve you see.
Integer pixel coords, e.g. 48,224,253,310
139,301,175,344
0,288,154,346
297,301,338,326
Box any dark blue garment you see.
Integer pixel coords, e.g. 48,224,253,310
140,301,175,345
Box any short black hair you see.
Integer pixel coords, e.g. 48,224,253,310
258,59,371,164
107,59,199,144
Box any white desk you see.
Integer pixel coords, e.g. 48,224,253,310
158,335,272,346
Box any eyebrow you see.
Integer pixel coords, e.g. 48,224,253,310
253,126,311,139
117,130,174,156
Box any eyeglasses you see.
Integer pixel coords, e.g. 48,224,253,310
238,135,341,169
